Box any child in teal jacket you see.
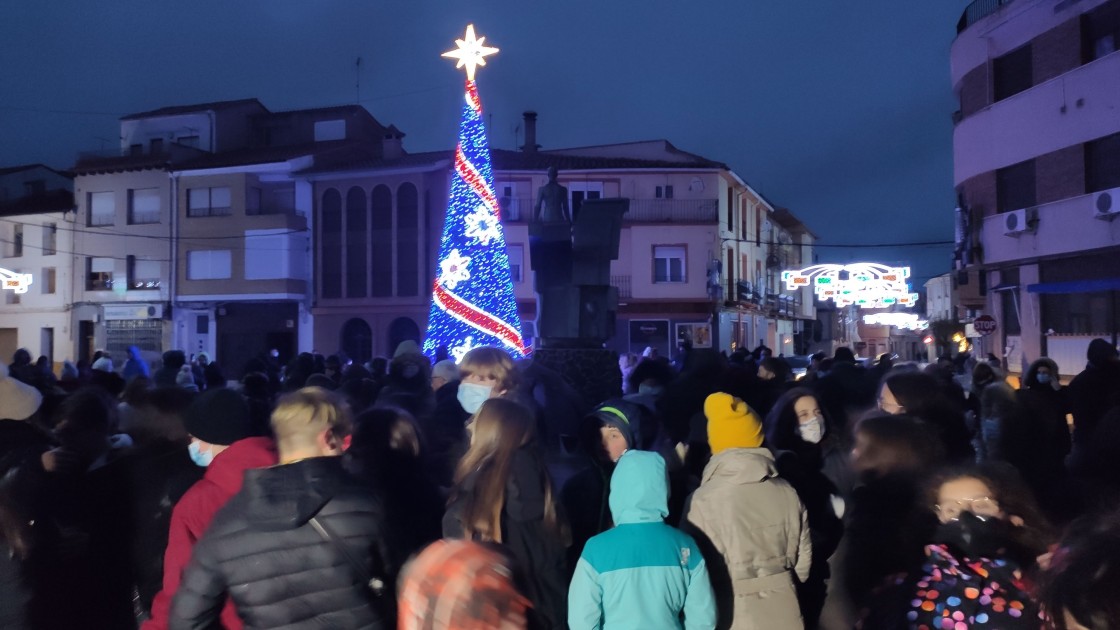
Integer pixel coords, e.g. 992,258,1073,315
568,450,716,629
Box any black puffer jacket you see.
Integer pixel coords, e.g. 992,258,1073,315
169,457,397,630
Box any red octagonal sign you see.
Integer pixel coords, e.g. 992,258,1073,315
973,315,997,336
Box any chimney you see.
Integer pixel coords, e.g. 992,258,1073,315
521,111,539,153
382,126,404,160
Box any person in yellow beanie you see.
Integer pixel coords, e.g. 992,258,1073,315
683,391,812,629
704,392,765,454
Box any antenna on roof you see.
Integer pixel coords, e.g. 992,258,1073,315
355,57,362,104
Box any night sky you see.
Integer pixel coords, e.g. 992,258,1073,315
0,0,970,286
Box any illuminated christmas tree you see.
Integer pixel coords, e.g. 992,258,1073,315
422,25,528,362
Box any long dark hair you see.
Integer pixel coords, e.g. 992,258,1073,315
764,387,832,454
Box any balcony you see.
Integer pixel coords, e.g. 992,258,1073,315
500,197,718,223
611,275,632,299
956,0,1015,34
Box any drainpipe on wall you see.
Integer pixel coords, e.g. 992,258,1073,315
170,171,179,351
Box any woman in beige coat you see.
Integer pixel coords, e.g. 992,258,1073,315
684,392,812,630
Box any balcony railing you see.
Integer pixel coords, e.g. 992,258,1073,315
500,197,719,224
611,275,632,299
957,0,1015,33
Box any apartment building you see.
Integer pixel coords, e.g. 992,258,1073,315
953,0,1120,375
306,114,816,360
0,165,75,365
72,99,394,369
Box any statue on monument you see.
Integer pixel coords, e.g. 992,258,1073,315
533,166,571,225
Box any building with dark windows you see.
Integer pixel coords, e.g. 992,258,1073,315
953,0,1120,375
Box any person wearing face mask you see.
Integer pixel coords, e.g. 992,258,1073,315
144,387,276,630
456,347,521,416
764,388,849,629
860,463,1054,629
1005,358,1073,520
170,387,399,629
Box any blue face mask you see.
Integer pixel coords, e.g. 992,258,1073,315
1036,373,1051,385
457,381,493,414
188,440,214,467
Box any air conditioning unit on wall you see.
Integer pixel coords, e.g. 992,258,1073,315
1003,208,1036,236
1093,187,1120,220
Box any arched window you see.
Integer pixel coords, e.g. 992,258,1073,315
340,318,373,365
396,182,419,297
346,186,367,298
387,316,420,355
370,185,393,297
320,188,342,298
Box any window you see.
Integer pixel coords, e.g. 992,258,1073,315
1083,2,1120,62
508,244,524,283
128,188,161,224
993,44,1033,101
655,185,675,199
128,257,161,290
245,230,294,280
150,138,164,154
1086,131,1120,193
396,183,420,296
5,275,18,304
569,182,603,220
23,180,45,196
42,267,56,294
370,185,393,297
653,245,687,283
314,120,347,142
89,191,115,226
87,257,115,290
187,186,231,217
12,224,22,257
727,186,734,231
247,187,262,215
996,159,1036,212
346,187,367,298
320,189,343,298
187,250,231,280
42,223,56,255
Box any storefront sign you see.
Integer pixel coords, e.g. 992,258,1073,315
103,304,164,320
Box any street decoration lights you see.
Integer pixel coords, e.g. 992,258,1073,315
0,267,32,294
781,262,919,309
422,25,529,362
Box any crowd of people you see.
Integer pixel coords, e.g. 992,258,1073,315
1,337,1119,629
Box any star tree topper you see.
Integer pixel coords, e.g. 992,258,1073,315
441,24,499,81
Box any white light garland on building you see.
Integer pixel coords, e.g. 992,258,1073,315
0,268,33,294
863,312,929,331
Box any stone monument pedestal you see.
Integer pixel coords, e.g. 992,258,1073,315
532,346,621,410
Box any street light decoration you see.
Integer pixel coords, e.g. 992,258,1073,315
0,268,32,294
422,25,528,362
782,263,919,309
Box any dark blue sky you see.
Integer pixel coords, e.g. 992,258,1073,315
0,0,970,284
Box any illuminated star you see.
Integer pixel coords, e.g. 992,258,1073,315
441,24,499,81
439,249,472,290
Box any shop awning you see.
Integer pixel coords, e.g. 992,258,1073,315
1027,278,1120,294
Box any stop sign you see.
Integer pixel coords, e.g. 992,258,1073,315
973,315,997,336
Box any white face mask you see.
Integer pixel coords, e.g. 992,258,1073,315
457,381,493,414
798,417,824,444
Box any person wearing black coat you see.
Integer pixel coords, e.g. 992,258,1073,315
169,387,398,630
1067,338,1120,466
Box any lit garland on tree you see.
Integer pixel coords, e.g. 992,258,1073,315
422,24,529,362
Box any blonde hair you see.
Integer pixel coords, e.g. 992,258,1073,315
271,386,352,452
459,347,518,395
451,398,563,543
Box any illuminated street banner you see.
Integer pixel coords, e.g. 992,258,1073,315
0,268,32,294
781,263,918,308
863,312,928,331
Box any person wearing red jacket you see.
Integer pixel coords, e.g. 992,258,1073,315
144,389,277,630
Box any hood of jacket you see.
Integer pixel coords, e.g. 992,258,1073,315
609,450,668,525
205,436,277,495
240,456,351,531
701,447,779,486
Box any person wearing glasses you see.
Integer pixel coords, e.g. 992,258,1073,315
860,463,1055,629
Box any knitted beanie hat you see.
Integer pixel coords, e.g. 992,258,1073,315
704,392,764,454
184,388,252,445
